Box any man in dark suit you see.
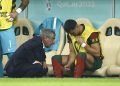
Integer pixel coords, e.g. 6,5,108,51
5,29,55,77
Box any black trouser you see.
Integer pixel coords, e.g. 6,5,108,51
6,63,48,78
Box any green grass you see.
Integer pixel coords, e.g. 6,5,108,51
0,78,120,86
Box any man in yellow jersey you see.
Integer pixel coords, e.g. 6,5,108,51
0,0,29,77
52,19,103,78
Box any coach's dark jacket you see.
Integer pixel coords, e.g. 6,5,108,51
5,36,46,74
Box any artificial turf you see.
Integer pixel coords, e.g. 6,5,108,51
0,78,120,86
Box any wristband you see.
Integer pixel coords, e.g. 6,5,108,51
81,43,86,48
16,8,22,14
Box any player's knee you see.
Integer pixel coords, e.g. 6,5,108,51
77,53,86,60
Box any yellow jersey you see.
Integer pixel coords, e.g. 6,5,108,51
0,0,16,29
69,25,96,53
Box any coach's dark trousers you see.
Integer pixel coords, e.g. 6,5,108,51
5,63,48,78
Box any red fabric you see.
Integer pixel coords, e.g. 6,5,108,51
52,59,63,77
89,32,99,39
74,55,85,78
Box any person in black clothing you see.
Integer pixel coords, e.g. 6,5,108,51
5,29,55,77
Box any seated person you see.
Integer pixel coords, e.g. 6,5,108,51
52,19,103,78
5,29,55,77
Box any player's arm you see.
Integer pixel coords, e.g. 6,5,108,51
64,34,76,70
77,32,100,56
18,0,29,11
15,0,29,14
7,0,29,21
67,42,76,65
84,41,100,56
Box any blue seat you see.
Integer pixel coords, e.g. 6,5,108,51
35,17,65,52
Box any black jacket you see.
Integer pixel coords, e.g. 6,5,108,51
5,36,46,70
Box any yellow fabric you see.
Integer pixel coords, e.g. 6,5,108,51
0,0,13,29
69,25,96,54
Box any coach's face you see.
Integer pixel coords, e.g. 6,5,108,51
43,35,55,48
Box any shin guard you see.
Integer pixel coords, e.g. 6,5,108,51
74,55,85,78
52,55,63,77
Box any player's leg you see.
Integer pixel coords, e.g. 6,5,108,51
0,44,3,77
73,53,86,78
85,54,95,69
52,55,69,77
1,26,16,59
86,55,102,71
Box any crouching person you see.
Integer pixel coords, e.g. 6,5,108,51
5,29,55,77
52,19,103,78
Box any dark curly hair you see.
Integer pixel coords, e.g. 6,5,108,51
63,19,77,33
